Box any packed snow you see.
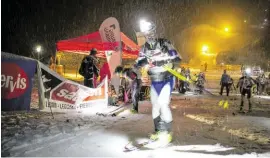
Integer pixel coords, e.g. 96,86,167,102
2,71,270,157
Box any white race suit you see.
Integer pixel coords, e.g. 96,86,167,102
135,38,181,132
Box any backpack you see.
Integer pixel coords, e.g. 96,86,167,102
79,61,86,76
79,57,93,77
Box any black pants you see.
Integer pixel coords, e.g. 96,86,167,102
241,88,251,99
84,78,94,88
240,88,252,110
220,83,229,96
132,79,142,112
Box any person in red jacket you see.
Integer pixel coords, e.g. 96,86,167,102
100,62,111,82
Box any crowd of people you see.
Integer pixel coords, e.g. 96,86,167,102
174,66,270,114
218,70,270,112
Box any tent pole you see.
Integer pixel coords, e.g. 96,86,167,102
120,38,123,65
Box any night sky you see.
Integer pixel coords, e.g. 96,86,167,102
1,0,270,62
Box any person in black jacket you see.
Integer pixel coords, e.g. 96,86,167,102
79,48,100,88
219,70,230,96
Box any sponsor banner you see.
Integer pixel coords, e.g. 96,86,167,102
99,17,121,52
43,98,107,113
1,52,37,111
37,62,108,113
99,17,122,94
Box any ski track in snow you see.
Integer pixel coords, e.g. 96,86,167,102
1,111,122,157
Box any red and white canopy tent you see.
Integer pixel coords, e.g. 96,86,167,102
54,31,140,82
56,31,140,59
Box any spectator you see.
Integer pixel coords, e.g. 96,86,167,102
100,62,111,82
219,70,230,96
204,62,208,72
79,48,100,88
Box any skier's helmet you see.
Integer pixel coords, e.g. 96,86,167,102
139,20,156,43
242,71,248,77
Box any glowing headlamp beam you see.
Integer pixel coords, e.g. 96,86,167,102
140,20,152,33
245,68,251,74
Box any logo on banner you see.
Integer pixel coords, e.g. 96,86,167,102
104,24,117,50
51,82,79,104
1,63,29,99
82,83,106,101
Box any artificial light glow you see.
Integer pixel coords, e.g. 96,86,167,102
244,20,247,23
202,45,208,52
202,52,216,56
245,68,251,74
224,27,229,32
36,45,42,53
139,20,152,33
264,19,268,22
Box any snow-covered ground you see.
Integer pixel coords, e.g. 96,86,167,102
2,71,270,157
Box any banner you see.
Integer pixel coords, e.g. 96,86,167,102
37,62,108,113
99,17,122,94
1,52,37,111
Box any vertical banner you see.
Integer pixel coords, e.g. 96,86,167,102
99,17,122,94
1,52,37,111
37,62,108,113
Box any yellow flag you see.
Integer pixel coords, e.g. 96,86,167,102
223,100,229,109
219,100,224,106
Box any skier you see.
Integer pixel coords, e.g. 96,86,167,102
256,73,266,95
185,67,191,79
185,67,191,90
195,72,206,94
135,20,181,146
228,76,235,92
178,66,191,94
236,72,255,112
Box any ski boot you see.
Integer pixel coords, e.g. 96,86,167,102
145,131,172,149
239,101,244,113
149,131,159,141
